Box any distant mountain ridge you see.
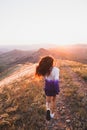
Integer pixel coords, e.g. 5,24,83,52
0,44,87,73
0,48,51,73
0,43,58,52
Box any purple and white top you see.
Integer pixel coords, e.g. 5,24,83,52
44,67,60,96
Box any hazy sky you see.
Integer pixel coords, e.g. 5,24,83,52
0,0,87,46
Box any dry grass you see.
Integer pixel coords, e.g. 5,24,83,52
0,76,46,130
67,61,87,81
0,59,87,130
60,60,87,129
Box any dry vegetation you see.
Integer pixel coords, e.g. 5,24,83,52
0,59,87,130
0,76,46,130
64,60,87,81
59,60,87,130
0,65,21,81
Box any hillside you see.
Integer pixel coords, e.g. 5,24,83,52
0,48,51,73
0,49,33,64
0,49,33,73
0,63,36,83
0,59,87,130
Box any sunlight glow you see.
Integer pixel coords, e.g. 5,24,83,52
0,0,87,46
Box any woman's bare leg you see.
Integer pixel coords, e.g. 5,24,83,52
51,96,56,114
45,96,51,120
46,96,51,110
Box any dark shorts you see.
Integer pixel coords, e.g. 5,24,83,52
44,80,60,96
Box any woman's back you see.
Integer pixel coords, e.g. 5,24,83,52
45,66,59,81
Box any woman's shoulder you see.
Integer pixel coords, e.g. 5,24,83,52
52,66,59,71
52,66,59,74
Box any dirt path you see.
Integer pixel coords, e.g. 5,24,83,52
45,60,87,130
65,65,87,96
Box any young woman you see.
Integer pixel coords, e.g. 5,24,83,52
36,56,60,120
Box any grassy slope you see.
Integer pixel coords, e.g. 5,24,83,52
0,59,87,130
0,65,21,81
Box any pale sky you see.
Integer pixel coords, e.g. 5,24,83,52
0,0,87,46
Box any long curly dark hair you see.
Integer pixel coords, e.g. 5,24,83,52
36,56,54,76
